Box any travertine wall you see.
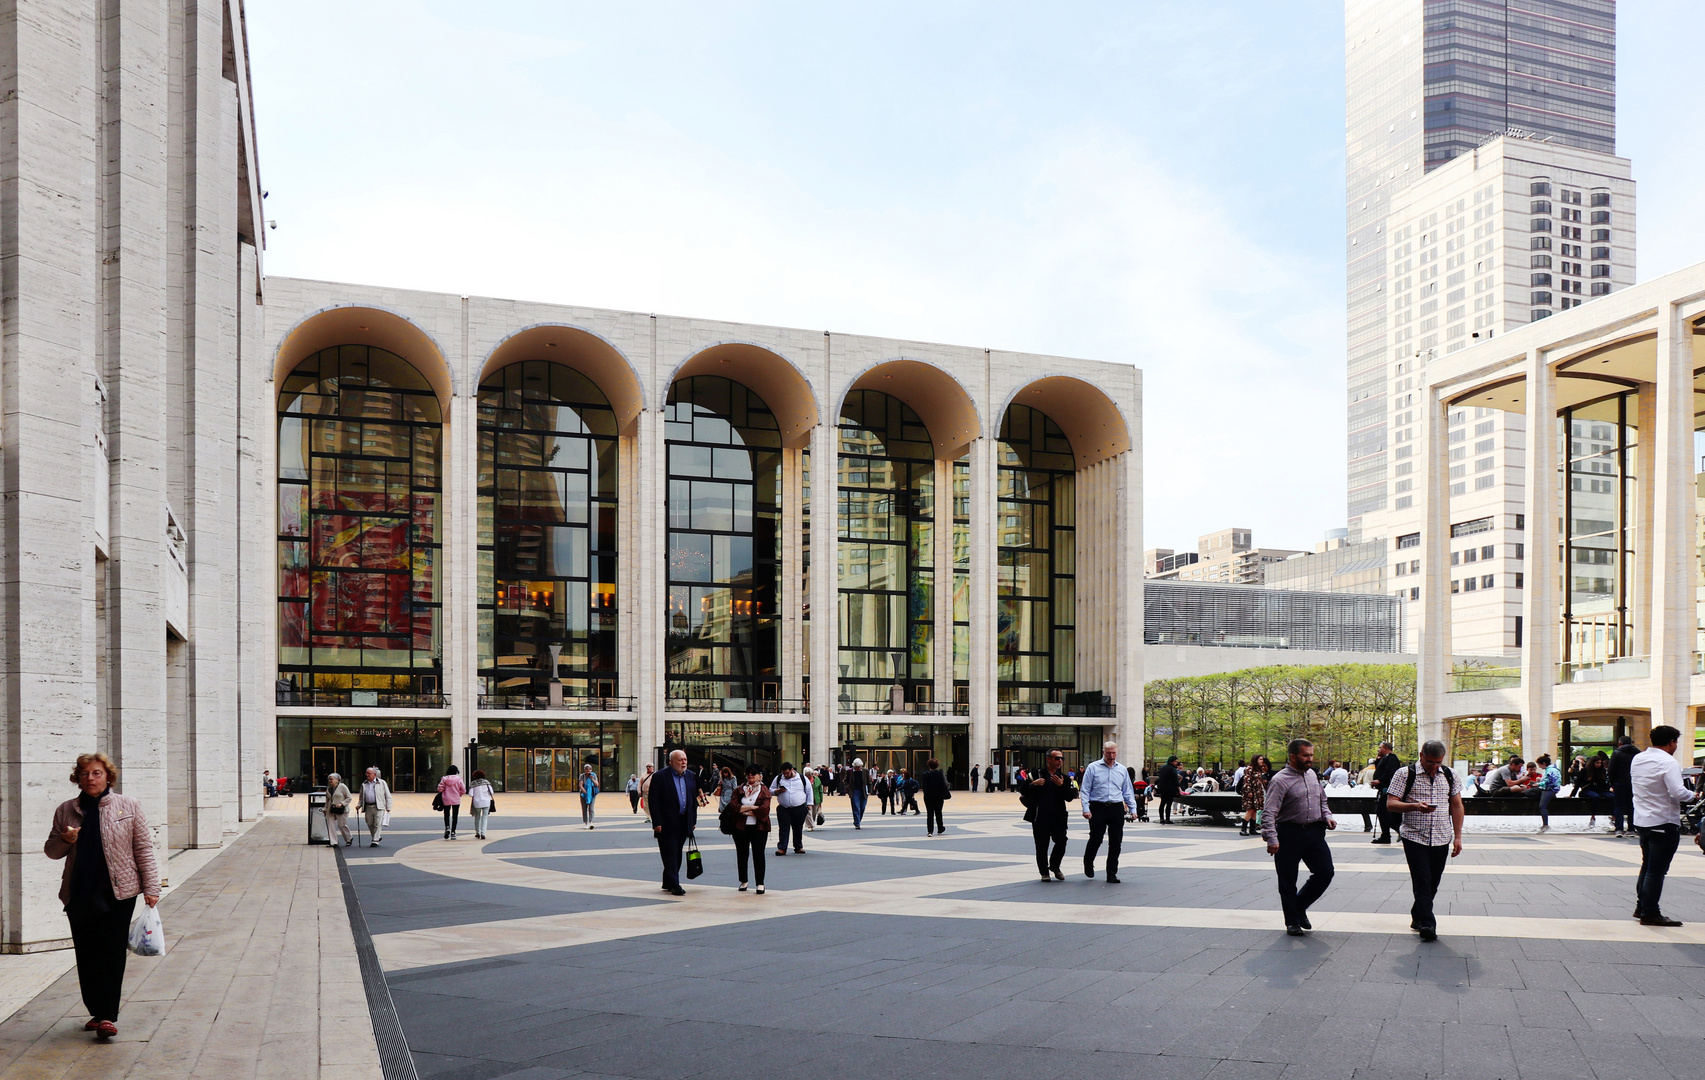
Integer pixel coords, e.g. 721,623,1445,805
0,0,266,950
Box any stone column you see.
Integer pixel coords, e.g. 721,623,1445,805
1648,304,1695,743
634,399,666,761
1416,384,1452,751
780,447,804,705
967,435,999,767
1518,351,1559,758
932,458,954,716
808,415,837,765
1117,442,1145,763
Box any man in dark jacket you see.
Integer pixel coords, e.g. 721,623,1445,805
1371,742,1402,845
1609,732,1638,837
1022,750,1081,881
651,750,703,895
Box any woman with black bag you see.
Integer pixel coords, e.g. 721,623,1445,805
324,772,353,846
729,764,772,893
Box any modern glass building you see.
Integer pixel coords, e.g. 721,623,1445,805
1344,0,1616,524
265,295,1144,794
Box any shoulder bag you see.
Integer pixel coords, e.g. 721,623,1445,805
684,835,704,879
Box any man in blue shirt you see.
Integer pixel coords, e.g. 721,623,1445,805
1079,741,1137,883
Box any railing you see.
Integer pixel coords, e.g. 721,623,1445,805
1558,655,1650,684
665,697,811,713
1448,665,1521,692
997,701,1116,718
276,688,450,709
834,700,968,716
477,694,636,712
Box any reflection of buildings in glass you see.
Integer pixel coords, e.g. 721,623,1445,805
277,345,442,694
477,360,618,700
665,376,780,701
995,405,1075,703
1560,404,1635,665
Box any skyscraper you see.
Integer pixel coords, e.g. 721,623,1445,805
1344,0,1616,524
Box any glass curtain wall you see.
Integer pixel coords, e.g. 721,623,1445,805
997,405,1076,707
837,391,934,708
477,362,619,704
1558,391,1639,675
665,377,781,704
277,345,442,704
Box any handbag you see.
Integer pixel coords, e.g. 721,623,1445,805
684,835,704,879
488,796,497,814
719,803,741,835
431,792,444,812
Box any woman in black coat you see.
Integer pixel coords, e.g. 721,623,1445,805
920,758,952,836
1155,756,1182,824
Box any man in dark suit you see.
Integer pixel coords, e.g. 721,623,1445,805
1371,742,1402,845
651,750,703,895
1021,750,1080,881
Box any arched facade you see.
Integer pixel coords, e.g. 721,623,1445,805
258,280,1144,796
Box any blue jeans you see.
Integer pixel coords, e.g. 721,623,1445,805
1537,788,1556,825
1613,793,1634,832
849,789,868,826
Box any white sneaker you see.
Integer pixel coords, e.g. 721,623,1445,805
1538,824,1549,833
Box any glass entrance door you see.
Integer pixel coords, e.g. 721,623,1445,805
504,749,528,792
531,749,552,793
311,747,336,789
553,750,578,791
392,747,417,793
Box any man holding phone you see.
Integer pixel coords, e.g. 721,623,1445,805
1383,739,1464,941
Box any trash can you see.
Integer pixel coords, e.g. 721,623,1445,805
307,791,329,844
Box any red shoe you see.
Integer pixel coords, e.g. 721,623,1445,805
94,1020,117,1039
83,1018,100,1031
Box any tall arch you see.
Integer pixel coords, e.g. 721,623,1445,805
480,324,644,435
668,343,818,449
840,359,981,459
274,305,454,411
1003,375,1132,469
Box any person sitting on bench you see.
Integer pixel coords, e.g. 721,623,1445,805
1479,755,1538,798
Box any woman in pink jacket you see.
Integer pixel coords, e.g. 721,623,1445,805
44,752,160,1040
437,764,467,840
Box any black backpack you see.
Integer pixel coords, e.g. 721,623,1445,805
1396,763,1454,803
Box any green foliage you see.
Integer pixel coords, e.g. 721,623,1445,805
1143,663,1417,769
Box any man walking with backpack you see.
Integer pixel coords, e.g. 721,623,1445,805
1382,739,1463,942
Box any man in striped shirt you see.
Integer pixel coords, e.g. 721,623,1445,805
1262,738,1337,936
1382,739,1464,942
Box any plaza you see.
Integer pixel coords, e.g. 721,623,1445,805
5,794,1705,1078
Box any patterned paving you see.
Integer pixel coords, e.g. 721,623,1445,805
347,791,1705,1079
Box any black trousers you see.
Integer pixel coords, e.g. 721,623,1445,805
732,829,767,886
925,796,945,833
776,804,807,850
1636,822,1681,916
1157,793,1176,823
68,895,137,1022
442,804,459,833
1273,821,1335,926
1032,819,1068,875
1084,802,1126,876
629,791,641,812
656,827,687,888
1401,838,1449,930
902,792,919,814
1375,795,1397,839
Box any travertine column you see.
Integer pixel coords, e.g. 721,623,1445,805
967,435,999,766
932,458,954,714
1648,305,1695,744
780,447,804,704
1416,383,1452,751
1117,435,1144,763
1517,351,1558,758
808,415,837,763
634,387,666,760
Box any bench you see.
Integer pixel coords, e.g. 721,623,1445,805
1172,791,1611,825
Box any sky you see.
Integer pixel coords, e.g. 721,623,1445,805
245,1,1704,553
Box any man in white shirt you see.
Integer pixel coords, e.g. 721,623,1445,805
1079,741,1137,883
1629,725,1696,926
770,762,812,855
1327,761,1350,788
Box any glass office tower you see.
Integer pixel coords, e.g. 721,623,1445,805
1344,0,1615,523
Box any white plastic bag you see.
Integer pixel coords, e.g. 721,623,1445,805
380,810,390,827
127,904,164,956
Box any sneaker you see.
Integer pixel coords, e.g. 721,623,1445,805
1614,830,1625,838
1538,824,1549,833
371,838,381,845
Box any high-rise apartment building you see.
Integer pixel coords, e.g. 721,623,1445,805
1365,137,1633,652
1144,528,1305,586
1344,0,1616,525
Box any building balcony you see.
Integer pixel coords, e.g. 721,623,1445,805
835,699,969,717
276,687,450,709
477,694,636,712
997,700,1116,718
1558,656,1649,684
1448,664,1521,692
665,697,811,713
